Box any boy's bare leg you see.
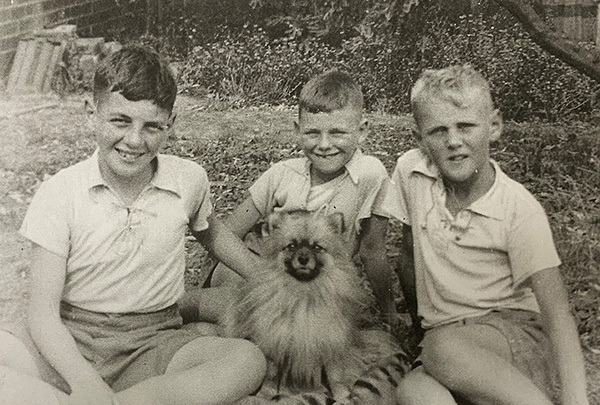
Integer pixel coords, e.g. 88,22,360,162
0,366,69,405
0,330,69,405
421,324,553,405
117,336,266,405
396,366,457,405
0,329,40,377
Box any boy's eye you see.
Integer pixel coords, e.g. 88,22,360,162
428,127,447,137
457,123,476,131
109,118,130,127
145,123,167,133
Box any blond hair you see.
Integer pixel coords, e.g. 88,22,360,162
411,65,494,121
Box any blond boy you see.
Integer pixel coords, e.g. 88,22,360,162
393,65,588,405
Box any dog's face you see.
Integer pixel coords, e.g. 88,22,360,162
261,211,347,282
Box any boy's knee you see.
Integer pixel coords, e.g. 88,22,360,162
397,368,456,405
0,330,39,377
229,338,267,378
420,328,473,385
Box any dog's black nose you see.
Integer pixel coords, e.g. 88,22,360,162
297,252,310,265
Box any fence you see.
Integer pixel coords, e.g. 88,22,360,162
0,0,190,79
542,0,600,43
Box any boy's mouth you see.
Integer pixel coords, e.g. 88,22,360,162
448,154,468,162
313,152,340,159
115,148,144,162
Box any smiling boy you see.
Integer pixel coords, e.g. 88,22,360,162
393,65,589,405
0,45,266,405
186,69,400,328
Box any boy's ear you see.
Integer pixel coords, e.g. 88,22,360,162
489,109,503,142
84,99,96,129
167,112,177,136
84,99,96,117
358,118,368,143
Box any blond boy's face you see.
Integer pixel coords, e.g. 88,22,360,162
87,91,174,185
415,89,501,189
296,106,366,185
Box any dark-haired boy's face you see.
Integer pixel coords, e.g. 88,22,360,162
296,106,366,185
87,91,173,184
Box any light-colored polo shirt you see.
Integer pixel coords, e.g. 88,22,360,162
391,149,561,328
20,151,212,313
249,149,397,253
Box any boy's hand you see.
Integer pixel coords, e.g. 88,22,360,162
68,380,115,405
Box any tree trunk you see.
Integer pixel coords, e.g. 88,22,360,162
494,0,600,83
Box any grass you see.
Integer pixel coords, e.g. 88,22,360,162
0,94,598,401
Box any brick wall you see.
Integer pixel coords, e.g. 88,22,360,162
0,0,181,79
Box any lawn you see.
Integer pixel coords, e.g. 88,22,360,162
0,93,599,402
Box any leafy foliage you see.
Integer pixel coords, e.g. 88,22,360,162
133,1,600,122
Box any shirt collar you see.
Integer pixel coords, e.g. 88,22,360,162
296,149,363,185
411,150,505,220
87,149,181,196
467,160,505,220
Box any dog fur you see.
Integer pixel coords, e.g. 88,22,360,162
221,211,403,401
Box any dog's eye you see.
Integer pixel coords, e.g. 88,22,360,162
285,242,296,251
312,243,325,251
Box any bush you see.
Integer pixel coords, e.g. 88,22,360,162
136,3,600,122
177,26,345,106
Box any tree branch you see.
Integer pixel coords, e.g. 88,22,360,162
494,0,600,83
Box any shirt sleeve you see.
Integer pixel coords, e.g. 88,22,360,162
390,156,411,225
249,164,282,217
508,207,562,286
19,177,70,257
188,165,213,232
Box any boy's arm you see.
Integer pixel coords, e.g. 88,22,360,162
27,244,114,404
397,224,421,335
193,212,266,279
359,214,398,327
530,267,589,405
223,197,262,238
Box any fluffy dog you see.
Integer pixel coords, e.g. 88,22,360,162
221,211,407,403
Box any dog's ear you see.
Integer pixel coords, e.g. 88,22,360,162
262,212,283,237
326,212,345,234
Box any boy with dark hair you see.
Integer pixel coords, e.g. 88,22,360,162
188,69,400,327
393,65,589,405
0,44,266,405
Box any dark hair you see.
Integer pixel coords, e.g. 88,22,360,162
299,69,363,117
93,45,177,112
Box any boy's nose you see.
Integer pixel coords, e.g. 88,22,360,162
316,134,333,149
123,125,144,147
446,128,463,148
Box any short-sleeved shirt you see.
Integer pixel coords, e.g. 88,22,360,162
20,151,213,313
391,149,561,328
249,149,397,253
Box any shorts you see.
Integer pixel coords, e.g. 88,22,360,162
417,309,556,399
60,302,206,392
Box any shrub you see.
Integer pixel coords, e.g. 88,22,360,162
133,3,599,122
177,26,345,106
